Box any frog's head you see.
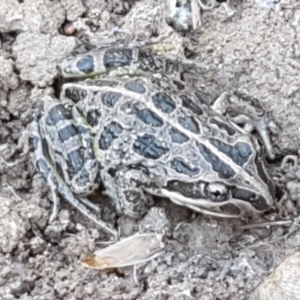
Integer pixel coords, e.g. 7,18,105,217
162,135,275,218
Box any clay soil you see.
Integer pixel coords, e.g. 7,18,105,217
1,0,300,299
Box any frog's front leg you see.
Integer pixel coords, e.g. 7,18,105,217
101,168,154,219
211,91,278,159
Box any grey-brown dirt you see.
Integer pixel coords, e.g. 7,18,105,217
1,0,300,299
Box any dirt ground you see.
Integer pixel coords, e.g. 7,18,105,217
1,0,300,299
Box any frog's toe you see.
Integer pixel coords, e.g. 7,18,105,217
211,92,278,159
252,117,277,160
58,183,118,239
48,178,61,223
78,196,101,213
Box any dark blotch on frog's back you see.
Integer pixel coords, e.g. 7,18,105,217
86,109,101,127
134,107,164,127
98,121,123,150
170,157,200,176
178,116,200,134
124,79,146,94
103,48,133,69
76,55,95,74
180,95,203,115
152,92,176,114
64,87,87,103
101,91,122,107
133,133,169,159
169,127,189,144
46,104,73,126
197,143,236,179
209,138,252,167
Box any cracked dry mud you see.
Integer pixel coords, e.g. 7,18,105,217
2,0,300,299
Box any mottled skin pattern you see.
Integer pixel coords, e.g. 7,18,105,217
36,98,100,195
31,45,276,237
31,96,116,237
58,76,274,218
61,46,182,79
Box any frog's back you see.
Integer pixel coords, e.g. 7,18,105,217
61,77,261,182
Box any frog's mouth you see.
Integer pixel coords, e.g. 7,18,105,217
147,178,273,218
161,190,273,217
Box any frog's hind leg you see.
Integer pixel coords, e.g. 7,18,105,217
77,196,100,213
31,112,61,222
31,112,117,239
70,106,101,214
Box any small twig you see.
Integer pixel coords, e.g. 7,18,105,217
241,220,293,230
4,184,22,201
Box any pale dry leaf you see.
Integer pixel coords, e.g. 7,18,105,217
250,252,300,300
81,233,165,269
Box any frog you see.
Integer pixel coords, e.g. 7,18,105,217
30,43,277,239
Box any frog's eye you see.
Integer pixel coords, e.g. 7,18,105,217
204,183,230,202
